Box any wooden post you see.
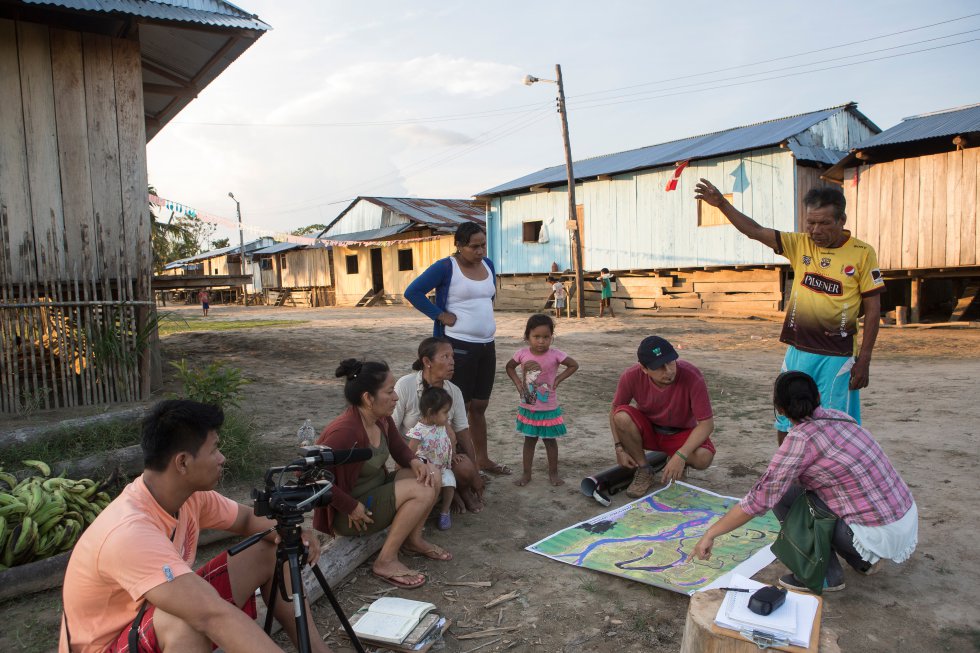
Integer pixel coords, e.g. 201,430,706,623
555,64,584,319
910,277,921,323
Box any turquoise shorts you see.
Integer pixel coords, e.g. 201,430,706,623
775,346,860,432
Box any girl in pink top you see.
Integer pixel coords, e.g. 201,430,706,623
505,314,579,486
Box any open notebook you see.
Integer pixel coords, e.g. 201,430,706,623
350,597,436,645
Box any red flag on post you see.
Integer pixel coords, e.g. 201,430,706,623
665,160,690,191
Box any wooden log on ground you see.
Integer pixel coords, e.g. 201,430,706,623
0,406,145,448
679,589,840,653
255,530,388,635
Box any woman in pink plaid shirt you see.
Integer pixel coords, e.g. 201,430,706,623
693,371,918,593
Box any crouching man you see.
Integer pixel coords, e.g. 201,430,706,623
60,399,333,653
610,336,716,498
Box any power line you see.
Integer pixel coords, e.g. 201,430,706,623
170,12,980,129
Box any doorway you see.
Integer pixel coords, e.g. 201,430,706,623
370,248,384,293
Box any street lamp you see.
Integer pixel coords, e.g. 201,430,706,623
524,65,585,318
228,192,247,305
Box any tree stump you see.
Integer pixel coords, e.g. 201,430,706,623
679,589,840,653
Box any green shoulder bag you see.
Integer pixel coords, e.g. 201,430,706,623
770,490,837,595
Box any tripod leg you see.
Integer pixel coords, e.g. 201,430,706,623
311,565,366,653
286,552,313,653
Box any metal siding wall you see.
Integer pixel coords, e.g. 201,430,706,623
328,201,410,236
496,191,572,274
496,149,797,271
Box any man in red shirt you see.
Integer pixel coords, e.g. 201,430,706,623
610,336,716,498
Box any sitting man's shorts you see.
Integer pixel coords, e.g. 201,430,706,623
613,405,716,457
106,551,257,652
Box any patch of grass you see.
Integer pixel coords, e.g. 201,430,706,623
579,578,599,593
0,419,141,469
158,314,302,336
216,408,263,481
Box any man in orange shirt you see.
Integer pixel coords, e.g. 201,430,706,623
60,400,333,653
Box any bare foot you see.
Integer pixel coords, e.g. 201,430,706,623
513,474,531,487
549,472,564,486
461,488,484,513
451,493,467,514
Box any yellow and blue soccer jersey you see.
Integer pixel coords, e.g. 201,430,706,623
776,231,885,356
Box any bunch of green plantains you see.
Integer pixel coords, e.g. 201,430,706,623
0,460,110,569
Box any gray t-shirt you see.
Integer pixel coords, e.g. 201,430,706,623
392,371,469,436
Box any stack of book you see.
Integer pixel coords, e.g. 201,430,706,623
349,597,449,652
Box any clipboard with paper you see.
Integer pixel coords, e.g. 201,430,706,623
711,574,822,651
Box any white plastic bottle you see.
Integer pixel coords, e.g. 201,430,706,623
297,419,315,446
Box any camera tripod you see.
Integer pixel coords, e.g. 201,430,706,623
229,510,366,653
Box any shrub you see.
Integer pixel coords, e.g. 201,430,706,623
169,359,249,409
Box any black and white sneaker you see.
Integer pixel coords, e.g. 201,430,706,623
778,573,846,593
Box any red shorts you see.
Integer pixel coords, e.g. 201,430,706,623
613,405,716,457
106,551,257,653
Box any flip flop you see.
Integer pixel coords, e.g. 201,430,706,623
401,546,454,562
483,463,512,476
372,569,426,589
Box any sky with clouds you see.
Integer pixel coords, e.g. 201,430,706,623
145,1,980,242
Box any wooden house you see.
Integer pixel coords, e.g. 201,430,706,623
250,241,332,306
0,0,269,412
317,197,485,307
823,103,980,322
475,104,880,317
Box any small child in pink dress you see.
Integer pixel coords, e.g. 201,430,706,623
405,386,457,530
505,314,579,486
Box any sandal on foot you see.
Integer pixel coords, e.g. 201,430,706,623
372,569,426,589
483,463,512,476
401,545,453,561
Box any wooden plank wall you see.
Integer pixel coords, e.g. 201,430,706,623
846,149,980,269
0,19,149,287
0,20,152,412
281,248,331,288
495,268,783,318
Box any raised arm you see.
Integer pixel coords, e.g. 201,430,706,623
694,178,779,250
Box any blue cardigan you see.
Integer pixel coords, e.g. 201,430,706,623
404,256,496,337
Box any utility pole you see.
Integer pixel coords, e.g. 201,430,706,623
229,192,247,305
554,64,585,318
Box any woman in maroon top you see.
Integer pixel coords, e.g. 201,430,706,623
312,359,451,589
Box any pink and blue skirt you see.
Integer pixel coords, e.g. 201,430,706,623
516,406,566,438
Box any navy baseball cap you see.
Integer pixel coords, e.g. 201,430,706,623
637,336,678,370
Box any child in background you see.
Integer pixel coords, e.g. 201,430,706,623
405,386,457,530
550,277,567,319
598,268,615,317
506,314,579,486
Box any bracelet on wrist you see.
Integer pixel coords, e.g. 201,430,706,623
675,451,688,462
614,442,623,450
416,455,429,465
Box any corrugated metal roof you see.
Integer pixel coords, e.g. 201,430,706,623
365,197,485,228
852,103,980,149
318,225,412,242
164,237,273,266
477,104,867,197
22,0,271,30
252,242,304,255
786,143,847,166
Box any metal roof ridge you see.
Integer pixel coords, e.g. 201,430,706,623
569,102,855,165
901,102,980,121
363,196,480,203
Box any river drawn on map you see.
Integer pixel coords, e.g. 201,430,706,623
526,481,780,594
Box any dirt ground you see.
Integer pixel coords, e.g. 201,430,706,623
2,304,979,652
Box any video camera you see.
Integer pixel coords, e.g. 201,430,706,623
251,445,372,519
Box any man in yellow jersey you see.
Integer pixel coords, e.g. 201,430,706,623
694,180,885,444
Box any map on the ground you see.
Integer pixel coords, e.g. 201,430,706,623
526,481,779,595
